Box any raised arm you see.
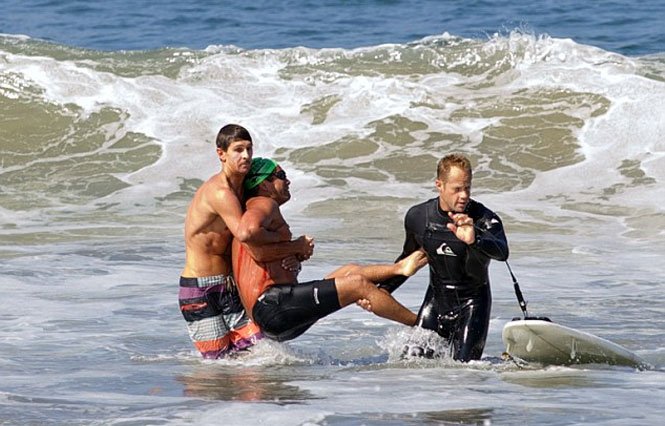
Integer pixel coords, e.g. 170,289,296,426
471,211,509,261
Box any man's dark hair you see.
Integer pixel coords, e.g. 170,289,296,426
216,124,252,150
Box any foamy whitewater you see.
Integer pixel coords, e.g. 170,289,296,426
2,21,665,426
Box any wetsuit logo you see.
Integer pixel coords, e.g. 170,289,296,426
436,243,457,257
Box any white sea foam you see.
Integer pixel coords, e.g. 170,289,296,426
3,35,663,220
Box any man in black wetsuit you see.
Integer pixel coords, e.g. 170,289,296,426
378,154,509,362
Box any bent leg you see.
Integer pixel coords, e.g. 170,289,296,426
325,250,427,281
334,275,417,326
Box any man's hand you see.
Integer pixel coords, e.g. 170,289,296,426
356,298,372,312
281,255,302,273
447,212,475,245
356,286,391,312
295,235,315,260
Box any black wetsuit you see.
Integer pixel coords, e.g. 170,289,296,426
379,197,509,362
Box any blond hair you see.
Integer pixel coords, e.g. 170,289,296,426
437,154,472,181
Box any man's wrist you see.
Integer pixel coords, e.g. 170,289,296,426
468,235,480,247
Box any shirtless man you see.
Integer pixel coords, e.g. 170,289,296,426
178,125,313,358
232,158,428,342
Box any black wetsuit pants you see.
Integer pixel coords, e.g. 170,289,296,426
416,284,491,362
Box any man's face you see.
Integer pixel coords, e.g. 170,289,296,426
435,166,471,212
267,166,291,205
217,140,253,174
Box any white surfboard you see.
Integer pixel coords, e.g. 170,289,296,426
502,319,649,368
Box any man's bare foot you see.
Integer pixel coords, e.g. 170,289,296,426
397,249,428,276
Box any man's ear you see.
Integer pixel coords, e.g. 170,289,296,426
435,178,443,192
216,147,226,163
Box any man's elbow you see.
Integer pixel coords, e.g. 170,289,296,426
497,245,509,261
483,241,509,261
236,225,258,243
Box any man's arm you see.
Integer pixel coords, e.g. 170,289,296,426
212,187,287,245
242,235,313,263
238,197,314,263
471,212,509,261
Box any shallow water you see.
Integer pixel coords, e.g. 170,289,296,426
2,1,665,424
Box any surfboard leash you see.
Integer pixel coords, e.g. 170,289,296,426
505,260,529,319
505,261,552,321
472,223,550,321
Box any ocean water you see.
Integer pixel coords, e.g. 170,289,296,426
2,1,665,424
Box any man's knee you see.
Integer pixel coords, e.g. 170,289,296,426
335,274,373,300
337,263,362,277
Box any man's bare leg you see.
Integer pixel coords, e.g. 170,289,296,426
333,275,417,326
325,250,427,281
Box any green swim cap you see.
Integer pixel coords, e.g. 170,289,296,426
244,157,278,190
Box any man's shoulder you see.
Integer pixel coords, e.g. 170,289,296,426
202,172,230,191
187,174,241,222
246,195,279,210
403,198,437,231
468,199,501,221
406,197,437,215
198,174,237,201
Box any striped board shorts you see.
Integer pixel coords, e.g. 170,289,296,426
178,274,262,359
